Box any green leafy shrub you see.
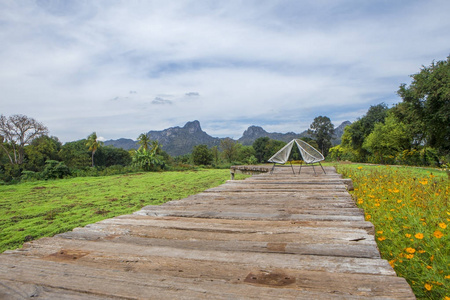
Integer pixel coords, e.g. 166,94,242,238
20,170,40,182
41,160,71,179
132,149,165,171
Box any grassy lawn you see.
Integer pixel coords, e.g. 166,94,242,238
335,163,449,299
0,169,247,253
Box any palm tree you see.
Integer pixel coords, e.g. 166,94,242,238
86,132,102,167
137,133,151,151
150,140,160,154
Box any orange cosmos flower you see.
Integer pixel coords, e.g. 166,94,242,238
439,222,447,229
405,247,415,254
388,260,395,268
433,230,443,239
424,283,432,291
415,233,424,239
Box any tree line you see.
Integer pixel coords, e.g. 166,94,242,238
0,112,332,184
330,56,449,167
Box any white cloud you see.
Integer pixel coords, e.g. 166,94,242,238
1,1,449,142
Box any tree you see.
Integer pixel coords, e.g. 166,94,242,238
252,137,287,163
0,114,48,165
341,103,389,161
131,148,163,171
307,116,334,156
192,144,213,165
220,138,238,163
328,145,345,161
363,113,410,163
131,137,165,171
395,56,450,154
137,133,151,151
211,146,220,165
95,146,132,167
253,137,270,163
24,135,62,172
236,145,256,164
59,139,91,168
86,132,103,167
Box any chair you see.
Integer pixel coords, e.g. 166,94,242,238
267,139,326,175
267,140,296,174
294,139,326,175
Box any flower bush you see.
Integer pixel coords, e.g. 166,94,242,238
336,164,449,299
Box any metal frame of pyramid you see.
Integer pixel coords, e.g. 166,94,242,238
268,139,326,175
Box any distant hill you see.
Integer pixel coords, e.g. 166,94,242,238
104,120,351,156
332,120,352,145
146,120,222,156
238,126,309,146
105,120,222,156
104,138,138,150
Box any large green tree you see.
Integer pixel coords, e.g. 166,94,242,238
24,135,62,172
0,114,48,165
363,113,410,163
192,144,213,165
59,140,91,168
341,103,389,161
236,145,257,164
95,146,132,167
252,137,287,163
307,116,334,156
253,137,270,163
395,56,450,155
220,138,238,163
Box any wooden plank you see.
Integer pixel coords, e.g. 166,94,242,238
134,209,366,222
19,219,381,258
7,237,390,275
0,279,119,300
0,255,414,299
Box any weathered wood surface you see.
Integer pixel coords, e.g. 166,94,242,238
0,166,415,299
230,165,271,179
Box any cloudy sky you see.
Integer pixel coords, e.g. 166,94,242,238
1,0,449,143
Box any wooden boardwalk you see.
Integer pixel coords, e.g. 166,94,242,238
0,166,415,299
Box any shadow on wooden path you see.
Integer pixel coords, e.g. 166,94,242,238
0,166,415,299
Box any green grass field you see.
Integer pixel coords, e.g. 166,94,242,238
335,163,449,299
0,169,247,253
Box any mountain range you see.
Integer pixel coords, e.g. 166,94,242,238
104,120,351,156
